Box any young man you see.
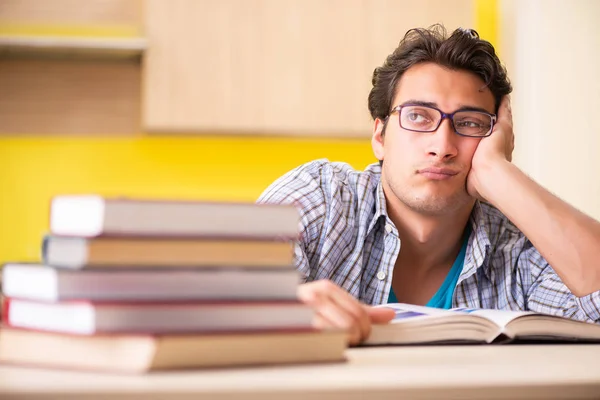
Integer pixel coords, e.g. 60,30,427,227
258,26,600,345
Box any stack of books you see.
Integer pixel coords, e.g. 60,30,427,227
0,195,346,373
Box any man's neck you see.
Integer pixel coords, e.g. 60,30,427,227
386,196,474,273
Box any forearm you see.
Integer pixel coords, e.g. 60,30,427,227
478,160,600,297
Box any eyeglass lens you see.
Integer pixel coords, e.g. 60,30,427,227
400,105,492,136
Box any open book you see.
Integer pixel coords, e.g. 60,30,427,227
364,303,600,345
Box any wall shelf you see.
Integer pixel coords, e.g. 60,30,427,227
0,36,147,58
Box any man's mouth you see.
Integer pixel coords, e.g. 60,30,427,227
417,167,459,180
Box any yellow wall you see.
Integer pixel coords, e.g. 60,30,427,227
475,0,497,48
0,136,376,261
0,0,496,263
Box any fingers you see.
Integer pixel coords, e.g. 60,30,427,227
326,283,371,337
498,95,513,127
312,303,362,345
297,280,371,345
506,95,515,161
365,305,396,324
499,94,510,111
494,95,515,162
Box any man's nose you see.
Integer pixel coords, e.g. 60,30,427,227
427,118,458,160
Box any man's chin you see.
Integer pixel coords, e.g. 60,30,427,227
403,190,473,215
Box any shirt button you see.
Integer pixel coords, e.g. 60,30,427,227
377,271,386,280
385,224,393,233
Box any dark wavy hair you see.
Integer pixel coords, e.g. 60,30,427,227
368,24,512,122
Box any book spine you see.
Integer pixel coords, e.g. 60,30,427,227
42,236,88,270
40,234,50,265
2,297,10,324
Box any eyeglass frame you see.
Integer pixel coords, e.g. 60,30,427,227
386,103,497,138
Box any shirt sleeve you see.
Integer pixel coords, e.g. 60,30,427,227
257,161,330,282
520,244,600,323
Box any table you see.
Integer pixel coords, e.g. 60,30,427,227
1,345,599,399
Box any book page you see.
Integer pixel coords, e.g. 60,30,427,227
380,303,534,328
449,308,534,328
380,303,457,324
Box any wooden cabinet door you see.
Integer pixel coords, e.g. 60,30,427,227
143,0,472,137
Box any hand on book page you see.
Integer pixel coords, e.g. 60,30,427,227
297,280,395,345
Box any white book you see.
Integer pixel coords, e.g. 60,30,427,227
50,195,299,239
5,298,314,335
2,263,300,302
0,328,347,373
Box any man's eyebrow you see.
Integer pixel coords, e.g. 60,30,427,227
399,100,494,114
454,105,494,114
399,100,438,108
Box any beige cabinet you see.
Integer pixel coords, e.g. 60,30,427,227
143,0,473,137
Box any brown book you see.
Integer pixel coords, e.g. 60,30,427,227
49,195,299,239
0,327,347,373
42,236,294,269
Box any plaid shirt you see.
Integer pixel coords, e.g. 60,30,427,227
258,159,600,323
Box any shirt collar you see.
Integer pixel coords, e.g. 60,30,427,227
460,200,494,282
366,178,389,236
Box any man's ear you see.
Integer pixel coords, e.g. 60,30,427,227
371,118,386,162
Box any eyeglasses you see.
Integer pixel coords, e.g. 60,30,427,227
387,104,497,137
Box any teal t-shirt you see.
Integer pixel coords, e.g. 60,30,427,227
387,227,470,309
